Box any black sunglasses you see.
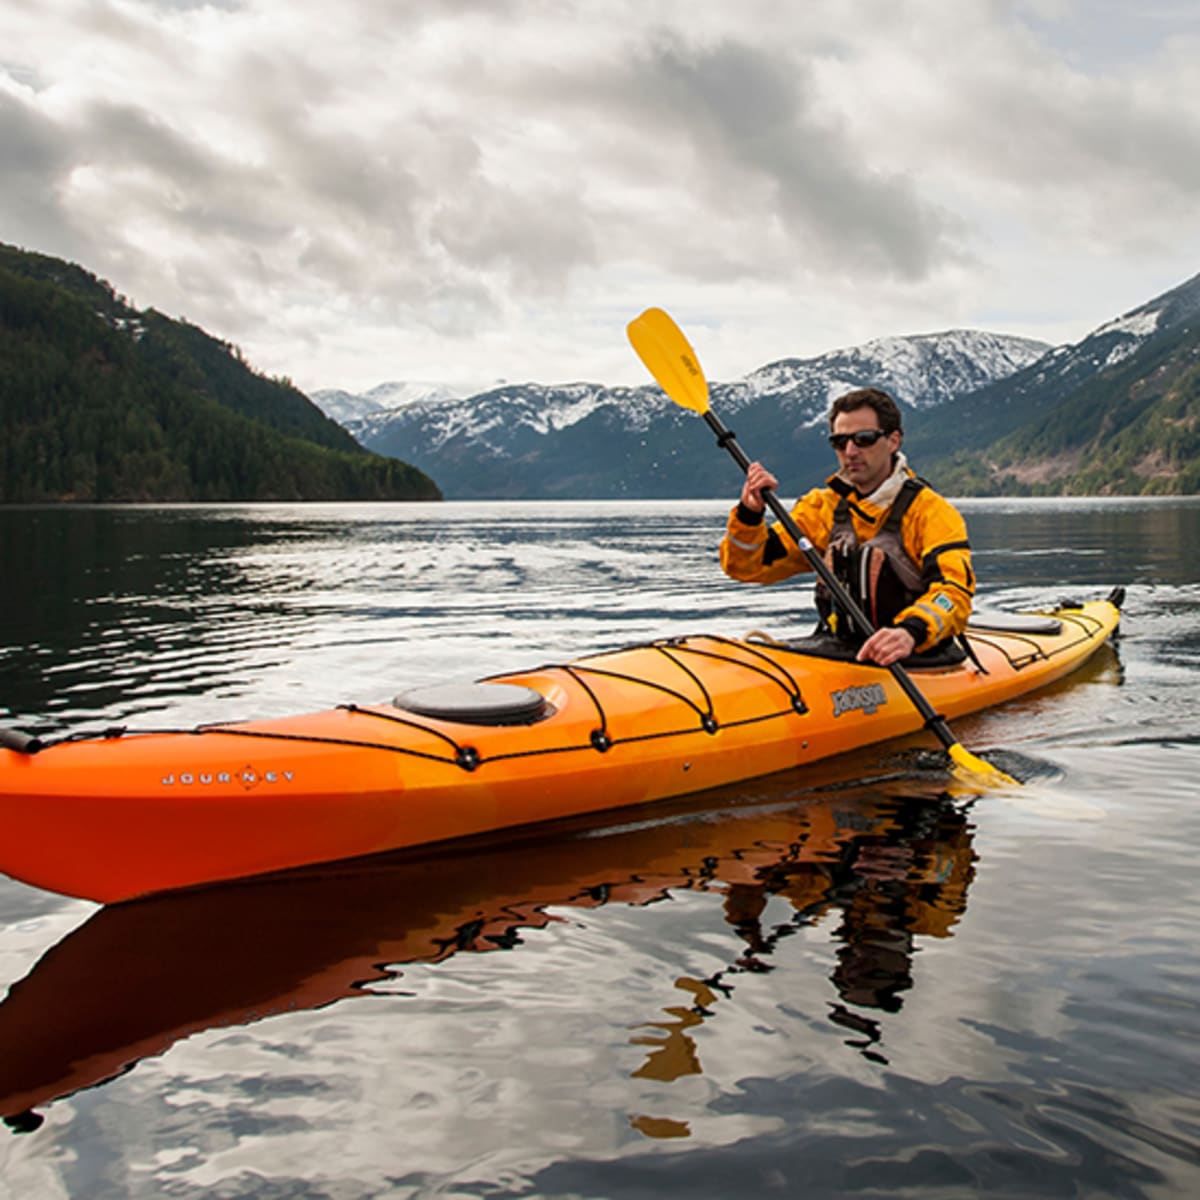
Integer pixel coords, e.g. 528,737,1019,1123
828,428,890,451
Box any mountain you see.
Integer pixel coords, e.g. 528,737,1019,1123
323,330,1050,499
0,244,440,503
313,380,494,427
913,272,1200,494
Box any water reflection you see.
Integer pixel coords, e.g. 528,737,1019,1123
0,773,975,1134
630,792,974,1085
958,498,1200,588
0,507,324,727
0,502,780,730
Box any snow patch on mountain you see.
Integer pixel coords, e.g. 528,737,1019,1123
1093,310,1161,341
1020,281,1194,392
519,384,610,435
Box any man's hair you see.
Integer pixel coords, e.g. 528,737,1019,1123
828,387,903,435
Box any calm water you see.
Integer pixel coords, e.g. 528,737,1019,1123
1,498,1199,1199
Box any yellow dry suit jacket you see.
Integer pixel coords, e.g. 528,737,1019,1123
720,462,975,652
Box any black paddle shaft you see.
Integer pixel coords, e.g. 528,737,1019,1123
702,408,958,750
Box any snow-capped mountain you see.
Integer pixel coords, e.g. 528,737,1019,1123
730,328,1049,418
312,380,493,427
312,329,1050,499
993,276,1198,398
905,269,1200,462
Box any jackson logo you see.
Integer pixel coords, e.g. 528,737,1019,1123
830,683,888,718
160,764,295,789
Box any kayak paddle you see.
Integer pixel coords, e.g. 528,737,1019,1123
626,306,1019,789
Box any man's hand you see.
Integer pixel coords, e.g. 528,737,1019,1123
856,626,916,667
740,462,779,513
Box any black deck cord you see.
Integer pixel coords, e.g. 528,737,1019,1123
1054,609,1105,636
962,632,1046,670
967,609,1104,672
565,641,778,732
7,714,477,769
345,683,803,765
551,664,613,751
654,644,723,732
559,632,808,709
957,634,990,676
529,640,725,726
192,723,470,768
336,703,479,769
664,636,809,714
569,657,718,730
482,703,806,764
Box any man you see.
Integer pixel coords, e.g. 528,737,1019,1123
720,387,974,667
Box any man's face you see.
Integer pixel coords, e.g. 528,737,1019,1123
830,408,902,496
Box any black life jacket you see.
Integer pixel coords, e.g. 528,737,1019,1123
815,476,926,644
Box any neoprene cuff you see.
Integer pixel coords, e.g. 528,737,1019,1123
735,502,765,526
898,615,931,647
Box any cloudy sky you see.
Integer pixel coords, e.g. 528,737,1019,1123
3,0,1199,394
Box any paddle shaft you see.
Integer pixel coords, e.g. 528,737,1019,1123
701,408,961,753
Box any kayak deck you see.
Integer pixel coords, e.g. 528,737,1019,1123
0,594,1122,904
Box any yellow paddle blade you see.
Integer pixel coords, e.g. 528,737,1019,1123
626,307,710,414
947,741,1021,789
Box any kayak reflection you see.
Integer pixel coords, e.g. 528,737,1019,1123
0,769,975,1129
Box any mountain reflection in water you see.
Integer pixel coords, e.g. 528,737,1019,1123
0,773,973,1132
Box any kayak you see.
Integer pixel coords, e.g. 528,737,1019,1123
0,590,1123,904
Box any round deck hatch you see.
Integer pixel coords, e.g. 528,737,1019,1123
393,682,550,726
967,610,1063,635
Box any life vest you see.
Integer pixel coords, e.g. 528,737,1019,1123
815,477,926,644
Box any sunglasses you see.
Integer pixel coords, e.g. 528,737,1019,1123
828,428,890,451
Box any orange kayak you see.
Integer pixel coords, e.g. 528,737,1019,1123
0,592,1122,904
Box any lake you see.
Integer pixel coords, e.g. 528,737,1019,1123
1,498,1199,1199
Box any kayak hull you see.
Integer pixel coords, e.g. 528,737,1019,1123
0,596,1121,903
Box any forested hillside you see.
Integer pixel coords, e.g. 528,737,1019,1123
0,244,440,503
918,279,1200,495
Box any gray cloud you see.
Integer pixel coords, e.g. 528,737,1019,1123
456,32,968,290
0,91,91,261
430,185,599,290
633,37,961,278
933,55,1200,194
1,0,1198,389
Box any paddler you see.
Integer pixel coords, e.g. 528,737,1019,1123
720,387,974,667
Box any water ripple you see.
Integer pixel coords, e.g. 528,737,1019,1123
2,500,1200,1198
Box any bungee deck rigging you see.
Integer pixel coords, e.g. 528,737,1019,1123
4,604,1110,769
4,634,814,772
